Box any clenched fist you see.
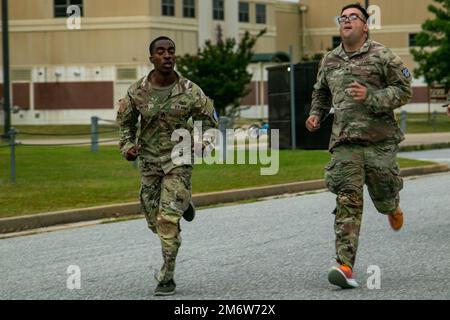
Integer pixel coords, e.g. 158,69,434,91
126,145,141,161
306,115,321,132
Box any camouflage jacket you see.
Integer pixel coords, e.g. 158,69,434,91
117,71,218,173
310,39,412,151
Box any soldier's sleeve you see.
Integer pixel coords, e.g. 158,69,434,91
365,50,412,113
191,87,219,150
310,55,333,120
191,87,219,132
116,91,140,158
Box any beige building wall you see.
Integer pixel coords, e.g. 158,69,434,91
3,2,199,66
8,0,54,20
1,0,439,123
275,2,302,61
84,0,152,17
1,0,283,67
0,0,292,123
1,0,439,69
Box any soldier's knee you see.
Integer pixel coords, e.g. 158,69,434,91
140,184,160,214
368,166,403,199
387,166,403,194
324,158,363,195
373,196,399,215
337,191,363,209
156,216,179,239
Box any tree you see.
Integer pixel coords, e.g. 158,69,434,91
411,0,450,87
176,29,266,117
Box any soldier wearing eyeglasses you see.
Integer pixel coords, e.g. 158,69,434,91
306,3,412,289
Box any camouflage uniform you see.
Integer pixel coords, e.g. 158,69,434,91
310,39,412,269
117,71,218,284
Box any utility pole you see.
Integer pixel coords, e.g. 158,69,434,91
289,45,296,150
2,0,11,139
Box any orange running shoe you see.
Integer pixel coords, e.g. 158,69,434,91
328,263,359,289
388,207,404,231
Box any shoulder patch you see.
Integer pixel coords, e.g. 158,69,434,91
402,68,411,78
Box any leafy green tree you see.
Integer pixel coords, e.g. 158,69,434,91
411,0,450,87
176,29,266,117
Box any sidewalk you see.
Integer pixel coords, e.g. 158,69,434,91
401,132,450,147
16,138,118,146
15,132,450,147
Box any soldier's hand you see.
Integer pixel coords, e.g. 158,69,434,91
126,145,141,161
306,115,321,132
349,81,368,102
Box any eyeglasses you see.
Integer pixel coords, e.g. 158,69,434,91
338,13,366,24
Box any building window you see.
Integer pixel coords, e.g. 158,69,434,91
409,33,418,47
239,2,249,23
54,0,83,18
213,0,225,21
332,36,341,49
162,0,175,17
183,0,196,18
255,4,266,24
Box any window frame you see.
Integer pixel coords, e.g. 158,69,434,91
239,2,250,23
162,0,175,17
213,0,225,21
409,33,418,47
54,0,83,18
255,3,266,24
183,0,196,18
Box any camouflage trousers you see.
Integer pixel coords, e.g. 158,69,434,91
325,141,403,269
139,159,192,284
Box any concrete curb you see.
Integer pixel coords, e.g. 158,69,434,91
1,163,448,234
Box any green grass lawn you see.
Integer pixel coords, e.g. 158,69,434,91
0,145,433,218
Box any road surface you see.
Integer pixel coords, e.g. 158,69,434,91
1,172,449,300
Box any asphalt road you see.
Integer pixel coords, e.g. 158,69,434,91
1,172,449,300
